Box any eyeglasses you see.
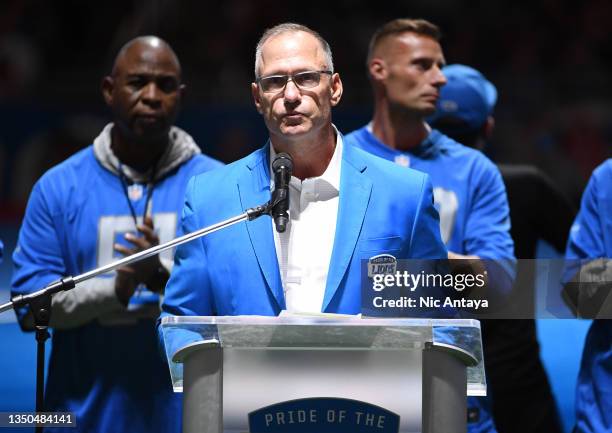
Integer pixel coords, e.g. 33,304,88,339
256,70,332,93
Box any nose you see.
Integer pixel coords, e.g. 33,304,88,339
432,66,447,88
283,79,301,103
141,82,161,105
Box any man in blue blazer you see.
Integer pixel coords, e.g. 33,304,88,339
160,23,446,322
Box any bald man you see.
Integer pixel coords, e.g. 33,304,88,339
11,36,222,433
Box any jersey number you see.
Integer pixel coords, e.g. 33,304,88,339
433,187,458,245
96,213,177,269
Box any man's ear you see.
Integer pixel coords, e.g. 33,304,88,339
484,116,495,140
368,58,387,82
178,83,187,98
330,73,343,107
251,82,263,114
101,76,114,106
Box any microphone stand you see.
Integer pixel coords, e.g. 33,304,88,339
0,195,284,431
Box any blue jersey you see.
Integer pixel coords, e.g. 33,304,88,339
345,126,515,433
11,145,222,433
564,159,612,433
345,127,513,259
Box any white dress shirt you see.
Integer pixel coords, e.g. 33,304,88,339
270,134,343,313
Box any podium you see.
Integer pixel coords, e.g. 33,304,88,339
160,316,485,433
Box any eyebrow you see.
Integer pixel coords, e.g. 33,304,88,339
260,64,328,76
121,72,180,82
124,71,178,78
411,56,446,67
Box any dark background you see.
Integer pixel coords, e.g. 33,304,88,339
1,0,611,218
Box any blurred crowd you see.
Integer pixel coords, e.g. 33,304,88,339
0,0,611,215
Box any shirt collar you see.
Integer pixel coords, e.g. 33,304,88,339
365,121,440,158
269,125,342,194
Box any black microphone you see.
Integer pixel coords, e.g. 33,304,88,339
271,153,293,233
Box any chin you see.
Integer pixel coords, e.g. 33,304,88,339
419,106,437,117
133,129,169,143
421,103,436,116
280,124,312,137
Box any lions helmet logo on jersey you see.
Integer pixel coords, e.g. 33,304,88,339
368,254,397,279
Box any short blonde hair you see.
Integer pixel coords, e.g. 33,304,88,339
367,18,441,64
254,22,334,78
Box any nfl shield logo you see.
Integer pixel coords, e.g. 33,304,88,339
127,184,144,201
367,254,397,278
394,154,410,167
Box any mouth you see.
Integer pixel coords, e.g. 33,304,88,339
282,113,304,125
134,114,164,125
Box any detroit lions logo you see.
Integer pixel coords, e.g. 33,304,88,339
367,254,397,281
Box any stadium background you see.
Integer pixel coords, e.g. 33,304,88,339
0,1,609,431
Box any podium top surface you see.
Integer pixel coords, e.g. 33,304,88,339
160,315,486,396
161,314,480,328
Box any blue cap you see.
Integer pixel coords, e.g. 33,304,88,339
428,64,497,133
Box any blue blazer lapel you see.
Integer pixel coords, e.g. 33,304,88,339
322,144,372,311
237,145,285,310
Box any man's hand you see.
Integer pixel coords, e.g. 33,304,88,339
564,258,612,318
114,215,170,295
447,251,489,288
115,267,138,306
448,251,479,261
